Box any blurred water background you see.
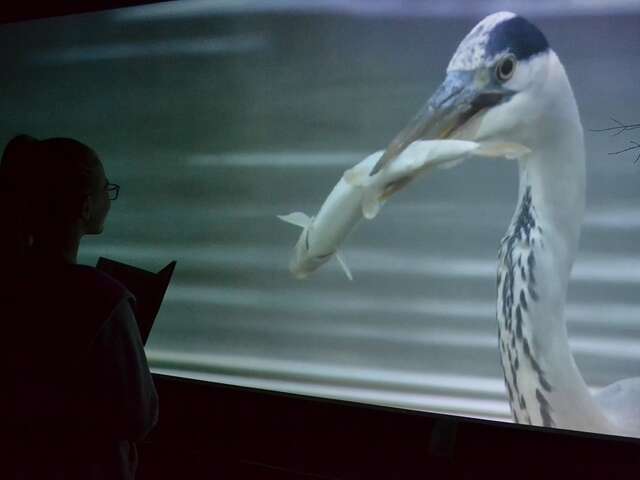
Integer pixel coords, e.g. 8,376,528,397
1,0,639,426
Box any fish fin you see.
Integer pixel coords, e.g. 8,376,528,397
277,212,312,228
361,174,414,219
335,251,353,281
362,188,382,220
473,142,531,159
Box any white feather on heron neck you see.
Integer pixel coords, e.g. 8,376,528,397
516,50,585,306
497,49,617,433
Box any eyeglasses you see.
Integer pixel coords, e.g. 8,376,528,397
105,182,120,201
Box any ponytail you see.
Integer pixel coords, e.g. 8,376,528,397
0,135,44,265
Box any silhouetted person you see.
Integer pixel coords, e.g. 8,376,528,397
0,135,158,479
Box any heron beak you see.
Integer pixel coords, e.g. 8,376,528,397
370,70,514,175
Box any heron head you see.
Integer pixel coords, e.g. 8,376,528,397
371,12,560,174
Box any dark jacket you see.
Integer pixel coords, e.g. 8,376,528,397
4,258,159,479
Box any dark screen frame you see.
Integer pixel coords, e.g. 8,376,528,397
0,1,166,24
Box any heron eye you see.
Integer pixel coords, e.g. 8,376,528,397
496,55,516,82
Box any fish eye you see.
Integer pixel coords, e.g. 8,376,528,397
496,54,517,82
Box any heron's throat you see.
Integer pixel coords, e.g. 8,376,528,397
496,185,553,425
495,151,609,432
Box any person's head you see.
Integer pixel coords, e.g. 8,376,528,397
0,134,112,257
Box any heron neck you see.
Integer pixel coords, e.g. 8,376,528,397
497,126,614,433
517,128,585,296
513,139,584,377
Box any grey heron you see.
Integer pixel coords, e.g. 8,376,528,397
372,11,640,437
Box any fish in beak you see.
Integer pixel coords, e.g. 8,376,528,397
279,140,485,280
370,69,517,176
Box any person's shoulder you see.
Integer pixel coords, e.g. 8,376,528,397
69,264,134,303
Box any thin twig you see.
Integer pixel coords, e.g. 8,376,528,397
608,140,640,163
592,117,640,163
590,117,640,136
